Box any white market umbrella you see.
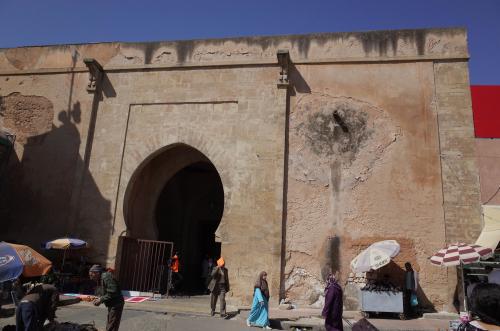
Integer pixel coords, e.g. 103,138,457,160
350,240,401,273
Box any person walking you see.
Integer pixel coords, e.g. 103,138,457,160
89,264,124,331
322,273,343,331
246,271,271,329
208,257,229,317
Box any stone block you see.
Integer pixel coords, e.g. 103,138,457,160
443,204,482,243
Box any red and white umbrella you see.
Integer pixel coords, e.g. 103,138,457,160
430,243,493,267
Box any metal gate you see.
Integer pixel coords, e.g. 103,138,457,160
118,237,173,294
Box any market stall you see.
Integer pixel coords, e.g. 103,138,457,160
350,240,406,319
430,242,493,313
360,292,403,318
42,238,91,293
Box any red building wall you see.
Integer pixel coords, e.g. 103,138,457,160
472,85,500,205
471,85,500,138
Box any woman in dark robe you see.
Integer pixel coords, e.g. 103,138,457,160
322,273,344,331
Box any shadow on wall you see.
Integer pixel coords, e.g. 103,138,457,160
289,64,311,95
373,261,436,313
0,102,112,265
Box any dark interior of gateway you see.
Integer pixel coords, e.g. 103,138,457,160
155,161,224,295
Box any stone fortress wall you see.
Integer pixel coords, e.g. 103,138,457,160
0,28,480,310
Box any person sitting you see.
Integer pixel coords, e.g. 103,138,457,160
485,266,500,286
468,283,500,330
15,283,58,330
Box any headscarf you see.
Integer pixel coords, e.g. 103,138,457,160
324,273,340,294
217,257,225,267
254,271,270,300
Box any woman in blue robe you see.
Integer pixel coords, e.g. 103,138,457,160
246,271,271,329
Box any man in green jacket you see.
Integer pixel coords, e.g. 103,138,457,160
89,264,124,331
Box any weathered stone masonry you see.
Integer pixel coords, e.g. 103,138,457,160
0,28,480,311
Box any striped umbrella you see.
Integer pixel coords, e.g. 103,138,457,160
430,243,493,267
43,238,88,269
43,238,88,250
0,242,52,282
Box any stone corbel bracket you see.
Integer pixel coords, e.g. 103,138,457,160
83,58,104,93
277,49,290,88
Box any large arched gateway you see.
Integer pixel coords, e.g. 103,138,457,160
121,143,224,294
1,29,478,309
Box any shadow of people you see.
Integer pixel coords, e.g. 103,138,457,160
374,261,436,317
0,102,112,264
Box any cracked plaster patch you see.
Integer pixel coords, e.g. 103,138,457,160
0,92,54,143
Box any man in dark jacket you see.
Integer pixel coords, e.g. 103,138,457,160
404,262,418,318
89,264,124,331
207,257,229,317
16,283,58,331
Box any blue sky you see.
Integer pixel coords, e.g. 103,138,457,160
1,0,499,84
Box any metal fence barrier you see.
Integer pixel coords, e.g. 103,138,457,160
118,237,173,295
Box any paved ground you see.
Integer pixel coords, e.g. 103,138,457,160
0,296,455,331
0,304,255,331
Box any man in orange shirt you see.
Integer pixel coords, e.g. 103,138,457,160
169,253,183,293
171,254,179,273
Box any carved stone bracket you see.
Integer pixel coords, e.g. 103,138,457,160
277,49,290,88
83,58,104,93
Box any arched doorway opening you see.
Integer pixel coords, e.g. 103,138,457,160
156,161,223,294
124,144,224,295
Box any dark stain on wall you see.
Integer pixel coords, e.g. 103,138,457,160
175,40,196,63
356,29,427,56
143,43,158,65
322,235,341,280
2,28,464,70
122,28,447,64
305,104,371,159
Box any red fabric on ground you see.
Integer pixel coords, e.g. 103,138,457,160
124,296,149,303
